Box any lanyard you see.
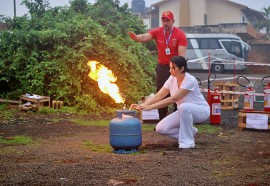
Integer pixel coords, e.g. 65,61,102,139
164,26,174,48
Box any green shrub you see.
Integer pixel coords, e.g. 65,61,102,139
0,0,156,112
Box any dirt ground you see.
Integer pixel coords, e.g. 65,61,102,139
0,100,270,185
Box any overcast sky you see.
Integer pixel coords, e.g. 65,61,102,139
0,0,269,18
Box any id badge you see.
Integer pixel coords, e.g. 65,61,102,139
165,48,170,55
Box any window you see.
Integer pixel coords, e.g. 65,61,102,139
200,39,208,49
199,39,221,49
221,41,231,53
187,39,199,49
187,39,193,49
231,42,243,58
221,41,243,58
204,14,207,25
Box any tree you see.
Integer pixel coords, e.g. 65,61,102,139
0,0,156,112
22,0,50,17
257,6,270,40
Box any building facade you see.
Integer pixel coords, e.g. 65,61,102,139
146,0,269,64
150,0,265,41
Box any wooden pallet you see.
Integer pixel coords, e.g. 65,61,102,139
213,81,240,110
238,109,270,129
221,98,239,110
0,98,19,104
19,95,50,111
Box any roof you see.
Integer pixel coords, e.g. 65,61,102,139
152,0,169,7
152,0,248,8
186,33,241,40
242,8,265,21
151,0,265,21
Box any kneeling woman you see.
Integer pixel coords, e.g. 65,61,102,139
138,56,210,149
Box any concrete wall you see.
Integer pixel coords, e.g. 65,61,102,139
207,0,243,25
189,0,207,26
156,0,250,27
246,44,270,73
249,44,270,63
159,0,181,27
180,0,190,27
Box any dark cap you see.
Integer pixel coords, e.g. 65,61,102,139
170,56,189,72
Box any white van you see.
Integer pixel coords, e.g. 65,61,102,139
186,33,250,73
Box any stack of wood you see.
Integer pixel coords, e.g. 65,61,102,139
19,94,50,111
0,98,19,109
52,100,63,109
18,102,38,111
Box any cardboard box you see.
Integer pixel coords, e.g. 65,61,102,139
238,109,270,130
141,109,159,120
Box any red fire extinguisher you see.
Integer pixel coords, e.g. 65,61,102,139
237,76,255,111
244,85,255,111
207,73,216,105
261,76,270,112
210,88,221,125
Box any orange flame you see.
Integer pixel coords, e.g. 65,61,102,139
87,61,124,103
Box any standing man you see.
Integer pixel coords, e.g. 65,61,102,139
128,11,188,120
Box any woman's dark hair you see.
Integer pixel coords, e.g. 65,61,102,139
170,56,189,72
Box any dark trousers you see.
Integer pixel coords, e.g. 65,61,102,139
156,64,176,120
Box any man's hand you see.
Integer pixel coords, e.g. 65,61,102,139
128,31,138,42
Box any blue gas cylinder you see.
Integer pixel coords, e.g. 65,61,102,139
109,117,142,154
116,110,136,118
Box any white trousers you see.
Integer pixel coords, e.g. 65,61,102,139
156,103,210,148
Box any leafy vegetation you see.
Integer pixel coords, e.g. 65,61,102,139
0,104,17,121
0,0,156,113
142,123,156,132
70,118,156,132
0,135,33,145
257,6,270,39
0,147,22,155
70,119,110,126
37,105,88,115
196,124,222,134
82,140,112,152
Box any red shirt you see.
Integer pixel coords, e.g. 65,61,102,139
148,26,187,65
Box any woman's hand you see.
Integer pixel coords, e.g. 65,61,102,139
129,104,139,110
137,103,152,111
129,103,152,111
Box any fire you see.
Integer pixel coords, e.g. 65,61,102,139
87,61,124,103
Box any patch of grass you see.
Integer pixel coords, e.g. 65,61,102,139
194,142,203,149
196,124,222,134
82,141,112,152
0,135,33,145
49,118,62,123
37,106,88,115
130,150,146,155
83,141,144,154
70,119,110,127
240,139,251,143
212,158,234,166
0,104,17,121
0,147,22,155
142,124,155,132
71,119,155,132
212,171,235,177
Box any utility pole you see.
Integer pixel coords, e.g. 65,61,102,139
14,0,17,18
